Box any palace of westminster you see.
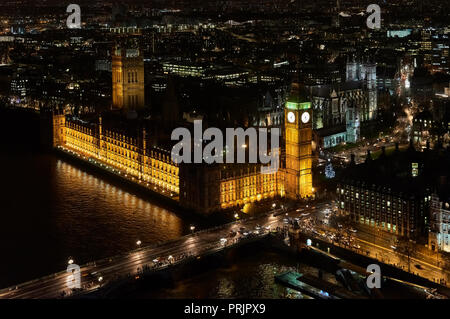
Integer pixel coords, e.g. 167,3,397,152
49,39,316,214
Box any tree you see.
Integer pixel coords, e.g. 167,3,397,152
395,236,415,273
325,161,335,179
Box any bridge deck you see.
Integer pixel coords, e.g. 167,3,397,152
0,217,273,299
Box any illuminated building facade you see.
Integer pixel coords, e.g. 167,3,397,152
337,180,430,238
336,144,450,240
162,62,207,77
307,59,376,150
412,109,450,148
51,83,314,213
53,113,180,197
429,193,450,253
345,59,377,122
310,84,364,149
112,41,145,111
284,83,314,199
219,164,284,209
53,113,289,213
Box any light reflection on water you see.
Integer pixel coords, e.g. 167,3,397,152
0,150,187,288
132,249,328,299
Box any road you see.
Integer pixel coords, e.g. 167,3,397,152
0,206,305,299
323,138,409,166
292,202,450,286
1,200,449,298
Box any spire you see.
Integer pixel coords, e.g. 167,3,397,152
288,79,309,104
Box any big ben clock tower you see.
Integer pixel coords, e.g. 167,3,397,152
284,82,313,199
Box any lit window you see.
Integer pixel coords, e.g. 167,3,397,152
412,163,418,177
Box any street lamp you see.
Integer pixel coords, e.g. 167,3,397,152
136,240,142,247
234,213,239,219
272,203,276,208
68,259,74,265
190,225,196,233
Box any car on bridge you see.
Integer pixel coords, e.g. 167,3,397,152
152,257,163,266
229,230,237,238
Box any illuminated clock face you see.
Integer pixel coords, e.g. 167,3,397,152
301,112,310,124
287,111,296,123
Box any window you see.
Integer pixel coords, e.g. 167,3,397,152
412,163,418,177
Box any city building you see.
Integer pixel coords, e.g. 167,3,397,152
305,59,376,149
429,193,450,252
284,83,314,199
345,58,377,122
95,59,112,73
112,39,145,111
336,144,450,240
412,101,450,148
162,61,208,78
310,83,363,148
50,80,314,214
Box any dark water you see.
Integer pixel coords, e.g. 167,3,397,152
130,248,331,299
0,146,187,288
128,246,428,299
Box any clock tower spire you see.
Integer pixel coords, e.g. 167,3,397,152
284,82,314,199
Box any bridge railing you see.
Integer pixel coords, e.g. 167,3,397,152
71,231,271,298
0,213,271,296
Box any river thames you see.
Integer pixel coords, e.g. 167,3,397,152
0,143,189,288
